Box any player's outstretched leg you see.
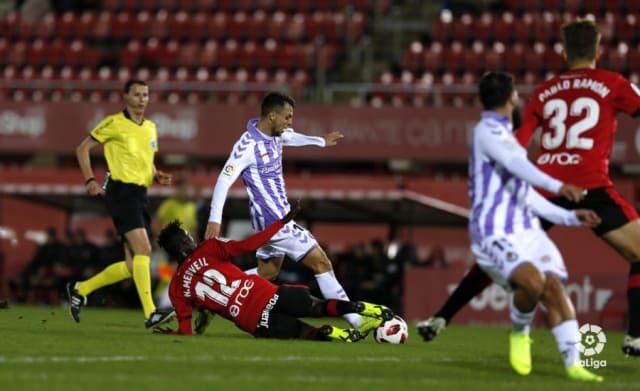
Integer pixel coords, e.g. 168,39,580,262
356,301,394,321
417,264,492,342
66,281,87,323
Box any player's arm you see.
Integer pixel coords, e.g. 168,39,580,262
221,201,301,257
281,128,344,147
526,189,601,228
479,129,584,201
76,136,103,196
205,147,253,239
157,296,193,335
514,100,541,147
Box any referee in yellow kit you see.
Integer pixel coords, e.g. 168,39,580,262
68,79,175,329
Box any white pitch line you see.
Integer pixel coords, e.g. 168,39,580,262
0,355,420,365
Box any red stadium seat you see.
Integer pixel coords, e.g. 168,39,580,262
247,10,267,41
422,42,443,73
474,12,493,43
284,13,305,41
238,41,257,69
26,39,46,67
582,0,602,14
75,11,96,41
159,40,179,68
345,12,365,42
228,12,249,39
462,41,484,75
492,12,514,43
325,13,346,42
257,38,277,69
514,13,533,43
307,12,326,40
451,14,473,43
484,42,505,71
149,9,169,41
266,11,286,41
121,40,142,68
178,42,200,69
402,41,424,73
92,12,112,42
218,39,239,68
57,11,76,40
198,40,218,68
206,12,227,40
442,41,463,75
543,42,565,73
504,42,525,74
614,14,636,44
524,42,546,75
628,45,640,70
111,12,131,41
46,39,65,67
33,12,56,41
606,43,629,72
131,11,152,41
168,11,189,41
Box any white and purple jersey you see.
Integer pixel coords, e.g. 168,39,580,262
209,118,325,230
469,111,580,244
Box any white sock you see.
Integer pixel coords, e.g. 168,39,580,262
315,271,361,328
244,267,259,276
551,320,581,367
510,301,536,334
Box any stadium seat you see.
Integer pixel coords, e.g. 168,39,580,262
121,40,142,68
228,12,249,40
247,10,267,41
198,40,218,68
130,11,151,40
422,42,443,73
111,12,131,41
402,41,424,73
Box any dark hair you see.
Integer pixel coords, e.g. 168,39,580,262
562,19,600,64
261,92,295,117
157,220,190,261
124,79,148,93
478,71,515,110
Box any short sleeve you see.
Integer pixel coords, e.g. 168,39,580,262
612,76,640,117
89,115,117,144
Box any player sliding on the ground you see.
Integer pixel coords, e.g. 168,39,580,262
459,71,602,381
155,203,393,341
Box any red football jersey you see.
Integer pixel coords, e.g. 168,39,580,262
517,68,640,190
168,220,283,335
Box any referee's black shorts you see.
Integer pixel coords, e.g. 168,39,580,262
104,178,151,237
541,186,639,236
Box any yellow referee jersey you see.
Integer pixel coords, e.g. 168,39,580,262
90,110,158,187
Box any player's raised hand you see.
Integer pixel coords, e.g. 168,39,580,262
205,222,221,239
323,131,344,146
575,209,601,228
281,200,301,224
558,184,586,203
155,170,172,185
85,180,104,196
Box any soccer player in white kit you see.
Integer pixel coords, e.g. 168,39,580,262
204,92,386,337
471,72,603,382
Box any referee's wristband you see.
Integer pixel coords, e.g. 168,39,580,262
85,177,96,185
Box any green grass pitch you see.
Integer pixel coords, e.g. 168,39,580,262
0,306,638,390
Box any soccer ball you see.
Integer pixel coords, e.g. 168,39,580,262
374,316,408,344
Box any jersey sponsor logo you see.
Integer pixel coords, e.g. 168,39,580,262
537,152,582,165
259,162,281,175
222,165,235,177
258,294,279,329
150,139,157,150
228,279,255,318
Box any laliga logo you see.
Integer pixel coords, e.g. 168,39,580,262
579,323,607,369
